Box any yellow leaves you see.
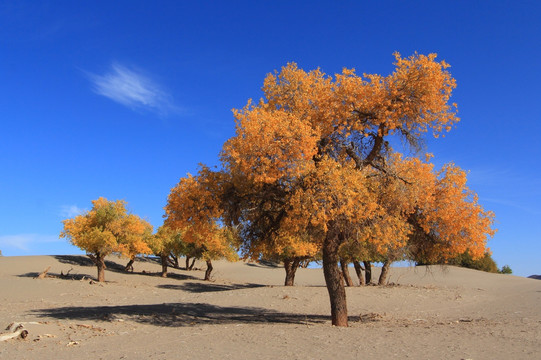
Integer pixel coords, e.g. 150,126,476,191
60,197,153,258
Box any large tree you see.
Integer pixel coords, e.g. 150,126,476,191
60,197,153,282
221,53,493,326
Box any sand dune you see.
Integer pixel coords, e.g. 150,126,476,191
0,255,539,359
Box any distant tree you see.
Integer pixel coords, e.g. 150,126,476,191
448,251,498,273
164,167,239,281
147,225,183,277
60,197,153,282
499,265,513,274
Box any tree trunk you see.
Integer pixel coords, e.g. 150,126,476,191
322,233,348,327
96,255,106,282
125,258,135,272
189,258,196,270
340,258,354,287
168,253,179,268
185,256,191,270
353,260,365,286
378,260,392,285
284,257,301,286
160,254,168,277
363,261,372,284
204,260,213,281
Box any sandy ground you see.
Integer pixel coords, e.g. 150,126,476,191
0,255,539,359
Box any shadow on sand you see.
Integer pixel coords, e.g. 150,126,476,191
17,271,97,281
30,302,348,327
51,255,199,281
245,260,280,268
157,282,266,293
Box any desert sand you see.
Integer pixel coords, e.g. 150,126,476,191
0,255,539,359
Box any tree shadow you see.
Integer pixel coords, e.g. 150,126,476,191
54,255,94,267
157,282,266,293
245,260,280,268
52,255,198,280
17,272,96,281
53,255,125,271
30,302,343,327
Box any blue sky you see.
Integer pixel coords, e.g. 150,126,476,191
1,1,539,277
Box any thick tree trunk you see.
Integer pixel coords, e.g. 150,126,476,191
322,233,348,327
96,255,106,282
378,260,392,285
353,260,365,286
284,257,301,286
87,253,106,282
185,256,191,270
160,254,168,277
204,260,213,281
363,261,372,284
189,258,196,270
340,258,354,287
125,258,135,272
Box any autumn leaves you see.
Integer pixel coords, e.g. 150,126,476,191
61,53,495,327
218,53,494,326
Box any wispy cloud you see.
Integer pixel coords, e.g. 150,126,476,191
60,205,86,218
88,63,177,115
0,234,62,252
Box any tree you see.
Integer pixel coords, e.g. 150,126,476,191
337,155,496,286
221,53,491,326
499,265,512,274
60,197,153,282
147,225,184,277
164,167,239,281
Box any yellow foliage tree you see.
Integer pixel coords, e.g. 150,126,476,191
60,197,153,282
146,225,184,277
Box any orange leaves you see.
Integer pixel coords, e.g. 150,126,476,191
164,167,238,261
389,52,459,136
218,53,493,267
224,104,319,184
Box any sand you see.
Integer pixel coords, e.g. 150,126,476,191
0,255,539,359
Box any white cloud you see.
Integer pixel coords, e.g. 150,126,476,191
88,63,176,115
60,205,86,218
0,234,61,252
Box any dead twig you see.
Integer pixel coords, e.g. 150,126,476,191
36,266,51,279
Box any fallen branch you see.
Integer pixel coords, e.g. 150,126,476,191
0,323,29,341
36,266,51,279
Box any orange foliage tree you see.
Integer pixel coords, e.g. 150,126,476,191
220,53,493,326
164,167,238,281
338,154,495,286
60,197,153,282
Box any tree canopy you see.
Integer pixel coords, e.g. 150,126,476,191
219,53,495,326
60,197,153,282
